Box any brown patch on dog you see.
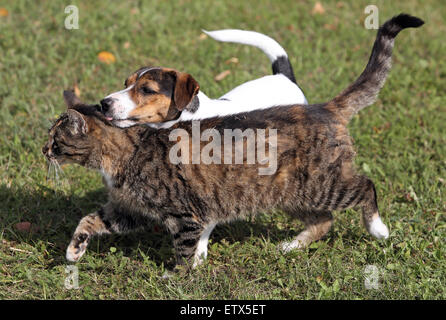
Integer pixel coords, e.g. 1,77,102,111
173,71,200,110
128,94,173,122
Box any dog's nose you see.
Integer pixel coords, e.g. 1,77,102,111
100,98,113,113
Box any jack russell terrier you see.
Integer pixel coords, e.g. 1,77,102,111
99,29,308,128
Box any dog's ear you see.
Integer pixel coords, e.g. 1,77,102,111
173,72,200,111
63,89,83,109
66,109,88,135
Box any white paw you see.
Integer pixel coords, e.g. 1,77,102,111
369,217,389,239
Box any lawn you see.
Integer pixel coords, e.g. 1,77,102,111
0,0,445,299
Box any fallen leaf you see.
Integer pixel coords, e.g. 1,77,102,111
214,70,231,81
97,51,116,64
199,33,208,40
14,222,31,232
0,8,8,17
225,57,239,64
130,8,139,15
336,1,345,8
312,2,325,15
123,41,130,49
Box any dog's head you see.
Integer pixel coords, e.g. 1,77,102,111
100,67,200,127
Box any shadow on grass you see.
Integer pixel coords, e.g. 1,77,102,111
0,184,296,267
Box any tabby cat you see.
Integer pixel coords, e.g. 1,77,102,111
42,14,423,268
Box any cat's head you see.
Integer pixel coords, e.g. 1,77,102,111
42,90,109,168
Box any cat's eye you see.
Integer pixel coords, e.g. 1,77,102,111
52,142,60,154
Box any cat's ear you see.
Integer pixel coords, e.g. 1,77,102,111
66,109,88,135
63,90,83,109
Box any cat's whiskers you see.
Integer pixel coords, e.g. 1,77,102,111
46,159,55,182
46,158,65,185
54,159,64,179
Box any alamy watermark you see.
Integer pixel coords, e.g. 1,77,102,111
169,121,278,175
364,5,379,29
364,264,381,290
64,5,79,30
64,265,79,289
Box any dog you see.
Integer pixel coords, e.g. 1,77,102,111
99,29,308,128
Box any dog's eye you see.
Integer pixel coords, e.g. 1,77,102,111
141,86,156,95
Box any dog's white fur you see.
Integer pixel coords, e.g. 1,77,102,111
105,29,308,128
203,29,289,65
153,74,306,129
103,84,141,127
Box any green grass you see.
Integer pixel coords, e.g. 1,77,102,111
0,0,445,299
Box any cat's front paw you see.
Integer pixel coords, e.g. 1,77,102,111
66,233,89,262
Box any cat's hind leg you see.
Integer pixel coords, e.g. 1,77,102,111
281,210,333,252
354,177,389,239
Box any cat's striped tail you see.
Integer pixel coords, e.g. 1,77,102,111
330,14,424,121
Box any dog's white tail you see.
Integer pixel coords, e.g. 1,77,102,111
203,29,297,83
203,29,287,62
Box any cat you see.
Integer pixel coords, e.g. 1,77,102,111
42,14,423,268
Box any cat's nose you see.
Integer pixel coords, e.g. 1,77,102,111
100,98,113,113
